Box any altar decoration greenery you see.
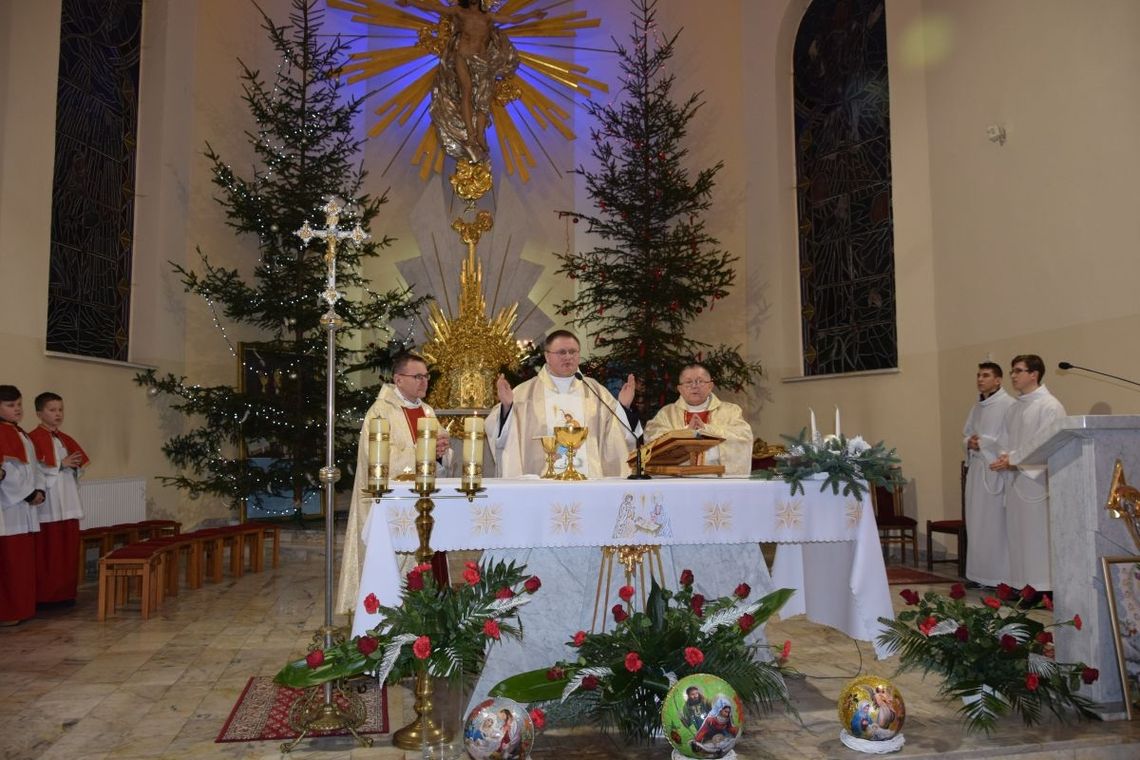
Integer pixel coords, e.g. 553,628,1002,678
489,571,796,743
276,559,540,689
756,429,902,500
876,582,1101,734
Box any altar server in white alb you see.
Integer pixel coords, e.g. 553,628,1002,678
990,354,1065,592
644,363,754,476
487,330,638,477
961,361,1015,587
336,352,450,616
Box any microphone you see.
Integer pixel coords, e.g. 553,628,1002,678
1057,362,1140,389
574,371,651,479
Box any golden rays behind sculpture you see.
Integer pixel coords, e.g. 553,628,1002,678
328,0,606,182
1106,458,1140,552
422,212,520,409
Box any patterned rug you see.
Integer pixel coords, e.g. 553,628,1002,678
885,566,960,586
216,676,388,743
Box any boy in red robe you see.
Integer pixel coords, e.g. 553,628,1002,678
29,392,88,605
0,385,45,625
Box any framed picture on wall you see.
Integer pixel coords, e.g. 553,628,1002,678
1101,555,1140,719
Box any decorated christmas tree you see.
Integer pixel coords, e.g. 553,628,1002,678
556,0,760,417
136,0,425,516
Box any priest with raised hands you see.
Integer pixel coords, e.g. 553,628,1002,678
643,363,754,476
336,352,451,617
487,330,638,478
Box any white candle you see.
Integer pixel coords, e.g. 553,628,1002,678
834,406,841,437
809,408,818,441
415,416,438,490
368,418,390,490
461,416,485,491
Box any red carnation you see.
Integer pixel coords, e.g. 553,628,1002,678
546,666,565,681
684,647,704,667
899,588,920,605
691,594,706,617
407,569,425,591
983,596,1001,609
1000,634,1018,652
949,583,966,600
1020,584,1038,602
529,707,546,731
612,604,629,623
305,649,325,668
413,635,432,659
624,652,644,672
1036,631,1053,645
1044,594,1054,611
1026,672,1040,691
1082,666,1100,684
524,576,542,593
1073,614,1083,631
463,564,481,586
954,625,970,642
680,569,694,586
618,585,635,603
735,583,751,599
572,630,587,647
781,640,792,660
497,586,515,599
996,583,1014,600
738,613,755,633
918,615,938,636
483,619,501,640
414,563,432,573
581,675,599,691
356,635,379,656
363,592,380,614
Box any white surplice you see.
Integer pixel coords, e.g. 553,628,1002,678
962,388,1015,586
1001,384,1065,590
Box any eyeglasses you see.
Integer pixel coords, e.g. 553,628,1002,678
545,349,580,357
396,373,431,382
679,379,712,388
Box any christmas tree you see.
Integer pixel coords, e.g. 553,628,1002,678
136,0,426,516
556,0,760,417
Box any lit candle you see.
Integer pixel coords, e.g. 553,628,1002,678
461,416,485,492
415,416,438,491
834,406,841,437
809,408,818,441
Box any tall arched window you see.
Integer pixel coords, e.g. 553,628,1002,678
793,0,896,376
47,0,142,361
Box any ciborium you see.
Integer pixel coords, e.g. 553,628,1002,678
538,436,558,479
553,424,588,481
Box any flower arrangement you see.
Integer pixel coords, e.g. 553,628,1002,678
276,558,541,689
488,570,796,742
757,428,902,500
876,582,1101,734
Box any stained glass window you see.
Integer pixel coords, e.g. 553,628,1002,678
46,0,142,361
793,0,897,376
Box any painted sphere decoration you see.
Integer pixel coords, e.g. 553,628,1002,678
838,674,906,741
464,697,534,760
660,673,745,759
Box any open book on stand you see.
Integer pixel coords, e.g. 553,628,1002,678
629,429,726,477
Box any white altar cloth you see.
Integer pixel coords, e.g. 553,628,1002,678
351,477,895,664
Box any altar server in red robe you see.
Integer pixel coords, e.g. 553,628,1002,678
0,385,45,625
29,392,88,605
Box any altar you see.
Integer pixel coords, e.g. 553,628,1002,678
351,477,895,692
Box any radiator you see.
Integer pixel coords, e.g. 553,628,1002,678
78,477,148,529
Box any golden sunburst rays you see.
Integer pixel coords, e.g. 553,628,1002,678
328,0,606,183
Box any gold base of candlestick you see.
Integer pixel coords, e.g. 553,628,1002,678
392,668,447,750
281,680,372,752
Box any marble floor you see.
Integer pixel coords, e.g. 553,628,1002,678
3,532,1140,760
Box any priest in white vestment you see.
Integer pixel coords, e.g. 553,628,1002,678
336,353,450,615
643,363,754,476
991,354,1065,592
486,330,637,477
962,361,1015,587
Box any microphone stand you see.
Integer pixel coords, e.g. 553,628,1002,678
1058,362,1140,389
574,372,651,480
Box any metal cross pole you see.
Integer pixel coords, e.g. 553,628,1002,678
285,198,372,750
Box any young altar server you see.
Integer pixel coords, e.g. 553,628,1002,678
0,385,45,625
29,391,88,606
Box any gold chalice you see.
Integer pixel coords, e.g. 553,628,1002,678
538,436,558,479
553,424,588,481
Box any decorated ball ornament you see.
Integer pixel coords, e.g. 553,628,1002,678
660,674,744,759
464,697,534,760
837,675,906,753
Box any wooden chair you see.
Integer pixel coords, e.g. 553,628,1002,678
871,476,918,566
927,461,968,577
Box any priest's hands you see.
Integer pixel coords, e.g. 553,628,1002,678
686,415,706,431
990,453,1013,471
496,374,513,410
966,434,980,451
618,374,636,408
